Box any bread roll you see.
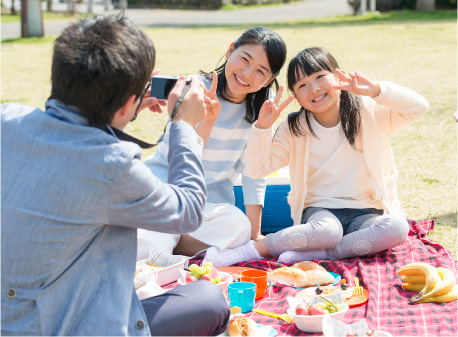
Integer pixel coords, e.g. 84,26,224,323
227,316,258,336
267,267,309,288
304,269,334,286
293,261,327,272
267,266,335,288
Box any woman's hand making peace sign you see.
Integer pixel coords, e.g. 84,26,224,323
256,85,295,129
333,68,381,98
195,71,222,146
201,71,221,122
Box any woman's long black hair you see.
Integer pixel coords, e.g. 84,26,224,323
200,26,287,124
286,47,361,148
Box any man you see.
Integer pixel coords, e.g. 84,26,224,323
1,15,229,336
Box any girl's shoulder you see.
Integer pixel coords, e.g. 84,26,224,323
286,109,308,127
277,109,310,138
287,109,306,121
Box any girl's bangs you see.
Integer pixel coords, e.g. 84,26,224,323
288,49,336,90
300,52,334,76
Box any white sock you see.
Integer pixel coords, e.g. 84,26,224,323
204,241,262,267
277,250,328,264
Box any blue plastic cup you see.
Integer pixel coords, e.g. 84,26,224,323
228,282,256,313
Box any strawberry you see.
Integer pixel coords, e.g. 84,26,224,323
308,304,324,315
295,303,309,315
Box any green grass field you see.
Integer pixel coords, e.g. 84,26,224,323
0,9,91,23
2,10,456,258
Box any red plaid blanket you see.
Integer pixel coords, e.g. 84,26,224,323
192,219,457,336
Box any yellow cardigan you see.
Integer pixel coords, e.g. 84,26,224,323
245,81,429,226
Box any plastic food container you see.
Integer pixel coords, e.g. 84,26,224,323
234,167,292,233
177,270,233,294
136,258,186,286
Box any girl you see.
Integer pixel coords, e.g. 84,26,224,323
137,27,293,261
204,47,428,266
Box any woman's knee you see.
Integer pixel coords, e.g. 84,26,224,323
218,205,251,247
192,204,251,250
231,207,252,232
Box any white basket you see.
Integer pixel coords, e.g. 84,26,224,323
136,257,186,286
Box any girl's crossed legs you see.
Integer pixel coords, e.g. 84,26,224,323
278,207,409,263
205,207,409,266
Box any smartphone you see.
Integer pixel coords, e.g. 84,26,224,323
150,75,190,100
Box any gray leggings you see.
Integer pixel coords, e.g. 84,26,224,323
265,207,409,260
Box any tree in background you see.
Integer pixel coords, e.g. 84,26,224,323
416,0,435,9
66,0,76,15
348,0,455,13
11,0,17,14
21,0,44,37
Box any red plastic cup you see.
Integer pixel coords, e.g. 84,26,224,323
240,269,268,300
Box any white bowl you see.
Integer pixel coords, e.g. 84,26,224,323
287,303,349,333
177,271,233,293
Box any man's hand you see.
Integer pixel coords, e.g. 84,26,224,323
168,76,206,127
139,69,167,114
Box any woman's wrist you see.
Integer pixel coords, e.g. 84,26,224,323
255,121,270,129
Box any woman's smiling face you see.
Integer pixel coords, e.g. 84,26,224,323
224,43,274,103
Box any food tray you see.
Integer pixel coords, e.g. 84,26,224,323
136,257,186,286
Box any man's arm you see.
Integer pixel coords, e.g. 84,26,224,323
109,77,208,235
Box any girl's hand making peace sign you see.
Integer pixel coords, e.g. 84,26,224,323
256,85,295,129
333,69,381,98
201,71,221,122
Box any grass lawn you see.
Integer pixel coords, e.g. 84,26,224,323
1,10,456,259
1,9,91,24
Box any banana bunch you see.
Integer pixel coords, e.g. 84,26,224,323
398,263,457,304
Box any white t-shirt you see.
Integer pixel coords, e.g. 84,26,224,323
304,114,384,210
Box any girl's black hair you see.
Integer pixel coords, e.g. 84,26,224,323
286,47,361,148
200,26,287,124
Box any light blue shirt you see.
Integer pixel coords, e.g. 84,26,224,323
1,100,205,336
144,76,267,206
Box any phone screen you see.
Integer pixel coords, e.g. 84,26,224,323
150,76,178,100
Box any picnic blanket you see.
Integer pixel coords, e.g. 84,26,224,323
192,219,457,336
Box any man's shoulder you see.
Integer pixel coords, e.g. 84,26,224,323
2,102,36,119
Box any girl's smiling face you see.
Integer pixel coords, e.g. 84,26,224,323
293,70,341,126
224,43,274,103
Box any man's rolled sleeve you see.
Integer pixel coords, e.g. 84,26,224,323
109,121,206,235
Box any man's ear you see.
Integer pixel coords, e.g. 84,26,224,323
225,42,235,60
111,94,137,129
121,95,137,117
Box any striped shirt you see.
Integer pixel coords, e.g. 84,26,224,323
143,76,267,206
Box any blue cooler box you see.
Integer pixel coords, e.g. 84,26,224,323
234,168,293,233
